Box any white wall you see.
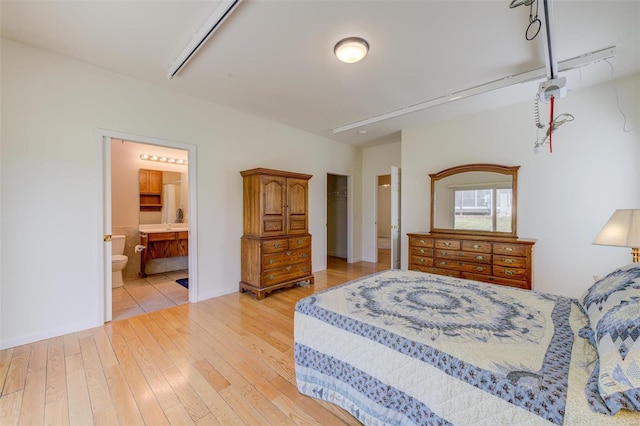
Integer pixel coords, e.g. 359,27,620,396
401,74,640,298
362,142,401,262
0,39,361,349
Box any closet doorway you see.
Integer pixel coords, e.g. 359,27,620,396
326,173,352,265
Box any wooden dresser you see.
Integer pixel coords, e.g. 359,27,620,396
407,232,535,290
239,168,314,299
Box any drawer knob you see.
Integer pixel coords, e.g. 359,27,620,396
274,243,281,248
419,239,425,244
267,274,275,280
286,251,292,256
440,251,447,256
505,258,514,264
443,242,451,247
504,247,514,252
286,266,292,271
505,270,514,276
302,267,308,273
269,259,275,264
439,261,447,266
418,258,425,263
473,244,481,249
475,266,484,272
419,249,425,254
476,256,485,261
301,253,308,258
297,239,303,245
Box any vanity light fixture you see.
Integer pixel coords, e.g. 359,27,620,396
334,37,369,63
140,153,188,165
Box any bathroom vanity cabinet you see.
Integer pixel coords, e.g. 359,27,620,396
239,168,314,299
139,230,188,277
139,169,163,211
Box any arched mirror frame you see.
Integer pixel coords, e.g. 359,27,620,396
430,164,520,238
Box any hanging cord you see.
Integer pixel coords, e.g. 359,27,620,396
534,94,545,129
604,59,640,133
526,0,541,41
510,0,540,40
533,94,575,153
548,95,554,153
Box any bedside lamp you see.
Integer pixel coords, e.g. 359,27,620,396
593,209,640,263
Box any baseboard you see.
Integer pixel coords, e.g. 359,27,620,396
327,250,347,258
0,319,101,350
196,285,238,302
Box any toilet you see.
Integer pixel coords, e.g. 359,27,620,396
111,235,128,288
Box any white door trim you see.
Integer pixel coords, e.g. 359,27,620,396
95,129,198,323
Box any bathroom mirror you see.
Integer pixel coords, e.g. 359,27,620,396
139,170,186,225
430,164,519,237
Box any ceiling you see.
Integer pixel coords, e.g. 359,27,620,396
2,1,638,147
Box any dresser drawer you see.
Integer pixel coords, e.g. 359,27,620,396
263,249,310,270
148,232,176,241
261,262,311,286
411,246,434,257
289,235,311,250
410,236,434,248
410,255,434,268
460,263,490,275
493,255,527,268
435,239,461,250
261,238,289,254
493,243,528,256
434,249,491,264
462,241,492,253
493,266,527,280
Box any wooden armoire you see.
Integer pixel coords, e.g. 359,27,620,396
239,168,314,299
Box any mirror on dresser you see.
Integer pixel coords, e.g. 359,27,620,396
430,164,519,237
408,163,535,290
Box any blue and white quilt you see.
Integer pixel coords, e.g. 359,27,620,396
294,270,640,425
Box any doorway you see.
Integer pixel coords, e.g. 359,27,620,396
326,173,354,266
97,130,198,323
376,175,392,268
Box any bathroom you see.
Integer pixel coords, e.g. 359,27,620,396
110,138,190,320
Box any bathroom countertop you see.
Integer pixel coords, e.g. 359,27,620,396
139,224,189,233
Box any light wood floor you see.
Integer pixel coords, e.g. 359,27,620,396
0,253,391,425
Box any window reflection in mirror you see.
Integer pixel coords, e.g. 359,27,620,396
430,164,519,237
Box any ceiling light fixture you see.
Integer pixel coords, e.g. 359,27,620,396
331,46,615,134
167,0,243,79
334,37,369,63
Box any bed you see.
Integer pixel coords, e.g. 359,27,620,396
294,268,640,425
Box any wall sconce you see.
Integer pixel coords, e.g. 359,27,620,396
593,209,640,262
140,154,188,165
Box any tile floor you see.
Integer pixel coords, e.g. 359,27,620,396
112,269,189,321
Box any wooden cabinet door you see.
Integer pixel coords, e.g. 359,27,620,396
139,169,150,192
140,169,163,194
286,178,308,234
260,175,286,236
149,170,162,194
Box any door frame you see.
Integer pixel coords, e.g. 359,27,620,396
325,172,354,265
96,129,198,323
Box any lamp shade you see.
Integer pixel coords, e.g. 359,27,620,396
593,209,640,247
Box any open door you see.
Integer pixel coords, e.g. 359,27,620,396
390,166,401,269
102,136,113,322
